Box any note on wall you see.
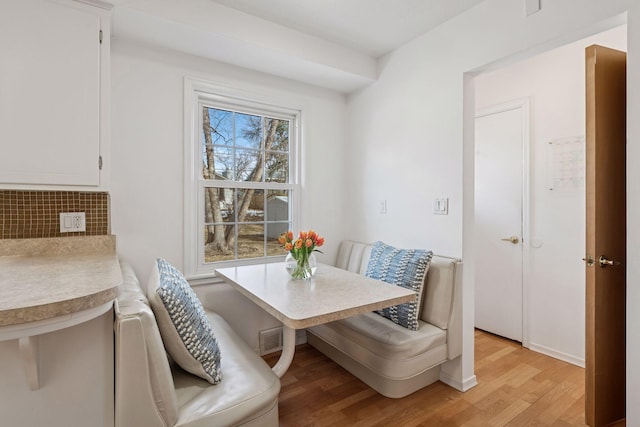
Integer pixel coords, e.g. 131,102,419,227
548,136,585,191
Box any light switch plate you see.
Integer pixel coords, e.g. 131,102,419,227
433,198,449,215
379,200,388,214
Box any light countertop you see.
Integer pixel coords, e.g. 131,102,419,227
0,236,121,327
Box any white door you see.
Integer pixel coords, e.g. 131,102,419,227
475,101,528,343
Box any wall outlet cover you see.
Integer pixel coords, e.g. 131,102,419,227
59,212,86,233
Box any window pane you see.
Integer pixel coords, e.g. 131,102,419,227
266,223,287,257
235,113,262,150
266,190,289,221
237,189,264,223
211,146,233,180
204,225,236,262
237,224,265,259
210,108,233,144
235,148,260,182
204,188,235,223
202,107,233,179
266,189,290,256
265,151,288,183
266,118,289,153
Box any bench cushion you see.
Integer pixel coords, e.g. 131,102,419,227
421,256,458,329
173,312,281,427
308,312,447,379
308,241,461,398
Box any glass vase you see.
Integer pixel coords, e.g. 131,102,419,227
285,252,317,280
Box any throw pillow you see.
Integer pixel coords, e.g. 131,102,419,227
147,258,222,384
365,241,433,331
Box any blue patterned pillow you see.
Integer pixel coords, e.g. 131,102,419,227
148,258,222,384
365,241,433,331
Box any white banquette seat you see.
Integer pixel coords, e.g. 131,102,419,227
114,261,280,427
307,240,462,398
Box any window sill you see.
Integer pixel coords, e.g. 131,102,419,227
186,275,225,287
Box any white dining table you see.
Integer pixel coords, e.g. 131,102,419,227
214,262,416,377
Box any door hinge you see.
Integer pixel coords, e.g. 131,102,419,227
99,156,103,170
99,29,103,44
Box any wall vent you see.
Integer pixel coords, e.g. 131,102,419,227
259,327,283,355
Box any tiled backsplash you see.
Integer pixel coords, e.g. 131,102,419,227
0,190,109,239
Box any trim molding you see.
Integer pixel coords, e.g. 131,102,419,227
529,343,585,368
439,371,478,392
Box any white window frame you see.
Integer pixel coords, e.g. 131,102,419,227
184,77,301,278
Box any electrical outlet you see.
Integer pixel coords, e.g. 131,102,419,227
59,212,86,233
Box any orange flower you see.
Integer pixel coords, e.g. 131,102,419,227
279,229,324,255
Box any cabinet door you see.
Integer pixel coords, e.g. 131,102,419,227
0,0,101,186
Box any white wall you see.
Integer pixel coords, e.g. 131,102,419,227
110,39,348,349
0,312,113,427
346,0,640,416
474,26,627,366
626,8,640,422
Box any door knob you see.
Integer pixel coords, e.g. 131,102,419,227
598,255,621,268
500,236,519,244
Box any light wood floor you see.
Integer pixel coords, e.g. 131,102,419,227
264,329,588,426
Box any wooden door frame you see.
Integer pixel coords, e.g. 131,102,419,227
475,97,531,348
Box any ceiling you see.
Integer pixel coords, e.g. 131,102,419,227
207,0,485,58
109,0,485,92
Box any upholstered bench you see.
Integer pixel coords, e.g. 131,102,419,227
307,240,462,398
114,261,280,427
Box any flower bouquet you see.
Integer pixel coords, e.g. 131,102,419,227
278,230,325,279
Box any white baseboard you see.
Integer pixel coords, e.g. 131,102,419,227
439,371,478,392
528,343,585,368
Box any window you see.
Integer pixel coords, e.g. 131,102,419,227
185,79,300,277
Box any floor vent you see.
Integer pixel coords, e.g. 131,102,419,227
259,327,283,355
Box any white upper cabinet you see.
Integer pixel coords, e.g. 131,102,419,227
0,0,110,188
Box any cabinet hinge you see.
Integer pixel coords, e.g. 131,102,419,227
99,156,103,170
99,29,103,44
